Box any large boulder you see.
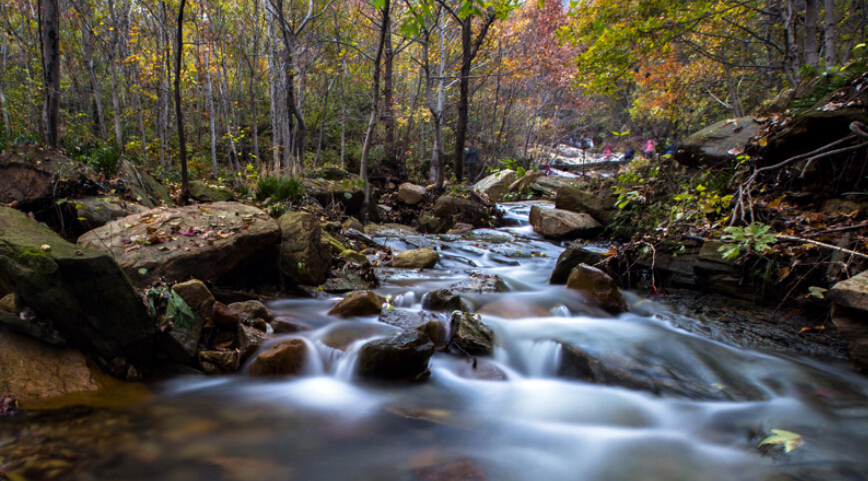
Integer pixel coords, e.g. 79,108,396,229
674,117,760,168
473,170,516,202
432,196,488,228
398,183,428,205
0,145,94,210
248,338,307,377
278,211,332,286
566,264,627,313
0,206,153,370
117,160,174,208
304,168,365,217
78,202,280,289
389,247,439,269
0,328,131,400
188,180,234,203
449,311,495,355
555,187,618,225
75,195,148,230
357,332,434,380
828,270,868,372
528,205,602,239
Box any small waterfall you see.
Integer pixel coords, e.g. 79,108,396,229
392,291,416,307
334,338,377,381
297,337,326,376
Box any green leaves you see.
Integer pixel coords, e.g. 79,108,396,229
165,290,196,330
759,429,804,453
719,222,778,260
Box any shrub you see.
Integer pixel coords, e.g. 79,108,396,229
255,175,305,203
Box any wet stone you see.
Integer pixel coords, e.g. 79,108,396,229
248,339,307,377
328,290,387,317
449,312,496,356
450,273,508,293
422,289,463,312
357,331,435,381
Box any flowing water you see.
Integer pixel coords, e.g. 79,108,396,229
2,202,868,481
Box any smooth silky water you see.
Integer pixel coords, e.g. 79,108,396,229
2,202,868,481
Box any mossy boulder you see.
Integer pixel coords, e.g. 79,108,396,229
118,160,174,208
278,211,332,286
0,206,154,371
189,180,235,203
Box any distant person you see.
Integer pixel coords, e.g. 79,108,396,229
624,148,635,161
641,139,656,157
579,137,594,151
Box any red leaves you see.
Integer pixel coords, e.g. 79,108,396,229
0,394,18,417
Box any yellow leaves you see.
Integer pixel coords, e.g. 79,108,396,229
759,429,804,453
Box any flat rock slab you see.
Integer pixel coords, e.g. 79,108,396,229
529,205,602,239
0,329,116,400
828,270,868,311
78,202,279,289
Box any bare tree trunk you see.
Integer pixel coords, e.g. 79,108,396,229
805,0,819,66
175,0,189,203
41,0,60,148
823,0,836,66
267,17,281,173
781,0,800,85
360,0,390,217
340,60,347,169
429,10,446,188
205,50,218,176
107,0,124,150
80,18,107,141
315,77,334,166
383,12,400,178
0,33,10,137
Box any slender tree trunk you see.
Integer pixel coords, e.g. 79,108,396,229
315,77,334,166
108,0,124,150
175,0,189,202
81,21,107,141
454,16,472,182
781,0,800,85
41,0,60,148
805,0,819,66
205,50,218,176
383,12,398,175
267,17,281,173
340,60,347,169
0,33,10,137
360,0,390,217
823,0,836,66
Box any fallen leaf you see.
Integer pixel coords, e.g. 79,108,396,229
40,244,51,252
759,429,804,453
799,325,826,334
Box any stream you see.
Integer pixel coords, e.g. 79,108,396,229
2,202,868,481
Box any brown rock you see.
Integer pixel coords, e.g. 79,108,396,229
199,349,242,373
446,223,474,235
328,290,387,317
238,324,269,360
278,211,333,286
832,304,868,372
422,289,462,312
0,293,23,314
78,202,280,289
212,302,241,327
828,270,868,311
0,329,115,400
172,279,216,320
228,300,274,322
528,205,602,240
449,312,496,355
357,332,434,380
389,248,439,269
398,183,428,205
566,264,627,313
249,339,307,376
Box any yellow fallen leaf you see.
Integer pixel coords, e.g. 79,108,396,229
759,429,804,453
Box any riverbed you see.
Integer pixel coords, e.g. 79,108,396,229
1,202,867,481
